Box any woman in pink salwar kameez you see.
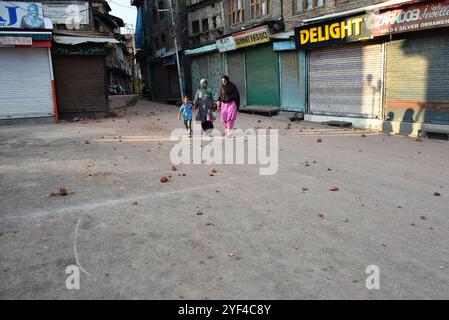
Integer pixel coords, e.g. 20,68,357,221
217,75,240,138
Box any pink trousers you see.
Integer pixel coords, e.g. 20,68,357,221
220,100,238,136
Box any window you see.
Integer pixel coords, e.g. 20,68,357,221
202,18,209,32
192,20,200,34
228,0,244,25
251,0,269,19
158,1,165,20
296,0,324,12
154,36,160,50
161,33,166,48
212,15,217,29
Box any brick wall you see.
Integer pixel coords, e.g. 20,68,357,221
283,0,392,31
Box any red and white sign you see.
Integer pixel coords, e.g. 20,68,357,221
373,0,449,36
0,37,32,45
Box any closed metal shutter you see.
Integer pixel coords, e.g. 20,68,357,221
53,55,107,117
208,52,224,100
309,43,383,118
0,48,54,119
168,65,180,99
153,61,170,99
245,44,280,107
280,50,306,112
190,55,208,96
386,34,449,125
226,51,246,106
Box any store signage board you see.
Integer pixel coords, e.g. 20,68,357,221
42,2,89,25
0,1,45,28
373,0,449,36
0,36,32,45
216,36,236,53
216,25,270,52
232,25,271,49
295,14,373,49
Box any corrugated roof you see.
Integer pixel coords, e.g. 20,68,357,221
53,35,120,45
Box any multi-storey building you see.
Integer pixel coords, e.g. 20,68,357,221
133,0,188,101
0,0,129,123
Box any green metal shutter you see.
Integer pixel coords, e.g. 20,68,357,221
386,34,449,125
226,51,246,106
245,44,280,107
309,43,383,118
280,50,306,112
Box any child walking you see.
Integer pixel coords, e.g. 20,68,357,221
178,96,193,137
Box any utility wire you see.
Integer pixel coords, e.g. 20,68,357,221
108,0,137,10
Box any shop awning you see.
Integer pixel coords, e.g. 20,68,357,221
0,31,52,40
53,35,120,45
273,40,296,51
271,31,294,40
184,44,218,56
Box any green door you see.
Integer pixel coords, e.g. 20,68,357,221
245,44,280,107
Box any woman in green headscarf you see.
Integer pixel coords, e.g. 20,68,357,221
194,79,215,132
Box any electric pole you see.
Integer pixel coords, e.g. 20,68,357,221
157,1,184,102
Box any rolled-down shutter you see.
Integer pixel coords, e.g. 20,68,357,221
53,55,107,116
190,55,208,95
309,43,383,118
245,44,280,107
208,52,224,100
280,50,306,112
386,34,449,125
0,48,54,119
168,65,181,99
226,51,246,106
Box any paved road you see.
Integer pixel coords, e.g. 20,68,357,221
1,99,448,299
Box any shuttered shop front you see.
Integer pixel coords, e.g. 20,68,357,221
245,44,280,107
190,53,224,99
386,33,449,125
190,55,208,97
208,52,224,100
53,55,108,118
226,51,246,106
280,50,306,112
309,43,384,118
0,48,54,120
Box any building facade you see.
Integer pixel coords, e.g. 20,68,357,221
133,0,188,102
49,0,125,120
283,0,449,136
185,0,284,106
132,0,449,137
1,0,134,123
0,1,55,124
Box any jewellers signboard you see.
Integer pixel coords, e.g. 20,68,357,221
295,14,373,49
216,25,270,52
373,0,449,36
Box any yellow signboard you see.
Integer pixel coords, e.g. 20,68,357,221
295,14,373,49
233,25,270,49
